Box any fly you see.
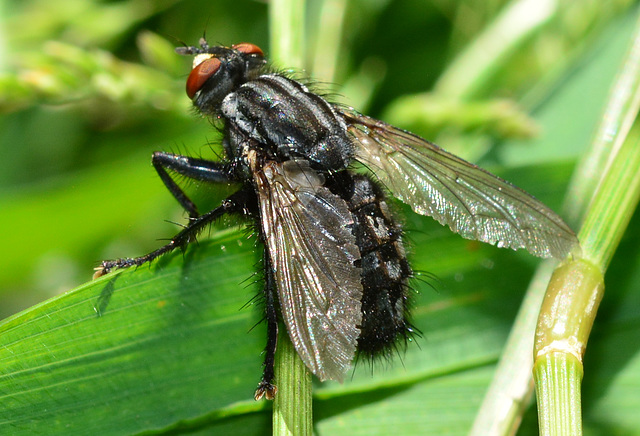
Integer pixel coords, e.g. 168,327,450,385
95,39,579,400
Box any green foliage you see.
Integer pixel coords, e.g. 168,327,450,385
1,0,639,434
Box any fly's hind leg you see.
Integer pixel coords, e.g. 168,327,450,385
95,152,243,277
254,249,279,401
95,188,252,278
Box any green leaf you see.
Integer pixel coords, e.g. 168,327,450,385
0,229,270,434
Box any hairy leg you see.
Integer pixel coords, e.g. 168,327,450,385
95,188,253,277
254,249,279,400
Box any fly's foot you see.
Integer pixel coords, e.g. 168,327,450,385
254,381,277,401
92,258,136,279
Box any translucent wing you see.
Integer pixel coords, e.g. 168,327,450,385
252,157,363,381
342,111,578,259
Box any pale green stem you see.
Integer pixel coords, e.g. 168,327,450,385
472,8,640,436
534,52,640,436
273,329,314,436
269,2,313,435
533,259,605,436
270,0,306,70
310,0,348,83
565,13,640,226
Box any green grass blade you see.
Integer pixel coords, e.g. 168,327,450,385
0,231,270,435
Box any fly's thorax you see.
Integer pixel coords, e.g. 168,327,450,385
221,74,355,171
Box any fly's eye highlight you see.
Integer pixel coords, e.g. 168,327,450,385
232,42,264,57
186,56,221,99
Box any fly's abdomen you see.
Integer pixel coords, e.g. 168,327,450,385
330,173,414,356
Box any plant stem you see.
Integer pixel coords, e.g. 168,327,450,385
533,14,640,434
273,329,313,436
472,9,640,436
269,2,313,435
269,0,306,70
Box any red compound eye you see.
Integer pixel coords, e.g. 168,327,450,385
232,42,264,57
186,57,221,99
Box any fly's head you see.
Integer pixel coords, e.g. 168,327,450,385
176,39,266,116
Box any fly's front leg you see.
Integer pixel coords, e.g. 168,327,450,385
95,188,253,278
254,249,279,401
152,152,236,218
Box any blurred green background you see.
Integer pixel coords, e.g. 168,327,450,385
0,0,272,318
1,0,640,435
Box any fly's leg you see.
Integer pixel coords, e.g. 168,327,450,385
254,250,279,401
95,152,242,277
152,152,236,218
95,188,252,278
